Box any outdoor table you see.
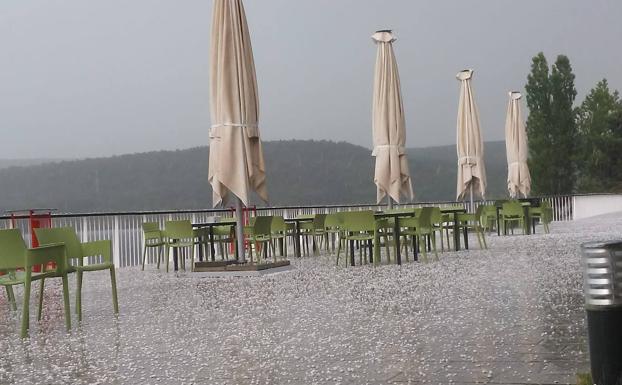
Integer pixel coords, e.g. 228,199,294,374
192,218,237,267
440,207,468,251
373,211,418,266
284,215,314,258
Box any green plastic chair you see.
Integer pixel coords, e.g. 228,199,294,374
455,205,488,249
243,216,257,238
0,229,71,338
213,224,235,260
163,220,196,272
430,207,451,252
299,214,327,255
399,207,438,263
142,222,165,270
338,211,377,266
501,201,526,235
529,201,553,234
373,217,397,265
35,227,119,322
270,216,289,258
482,205,498,233
246,216,275,263
324,212,345,254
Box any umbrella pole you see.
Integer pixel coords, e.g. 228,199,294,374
469,184,474,213
387,195,394,209
235,198,246,263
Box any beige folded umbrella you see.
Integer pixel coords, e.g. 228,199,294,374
209,0,267,262
505,91,531,198
371,30,414,205
456,69,487,205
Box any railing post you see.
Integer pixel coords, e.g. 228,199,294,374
113,216,121,267
81,217,89,266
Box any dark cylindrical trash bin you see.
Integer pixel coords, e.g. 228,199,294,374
581,240,622,385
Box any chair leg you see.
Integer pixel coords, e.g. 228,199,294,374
5,286,17,311
110,267,119,314
384,235,391,264
37,278,45,321
481,229,488,249
61,274,71,332
190,245,195,272
76,271,83,321
219,242,224,260
156,247,162,270
432,234,438,261
475,228,484,249
336,237,342,266
326,233,331,252
21,278,32,338
358,242,363,266
419,236,428,263
165,246,170,273
142,245,147,271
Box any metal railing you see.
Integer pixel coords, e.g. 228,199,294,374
1,195,574,268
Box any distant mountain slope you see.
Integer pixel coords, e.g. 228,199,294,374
0,159,67,169
0,140,508,213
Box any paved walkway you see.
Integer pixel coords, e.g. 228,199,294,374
3,214,616,384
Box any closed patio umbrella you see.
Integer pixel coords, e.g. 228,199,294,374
505,91,531,198
456,69,486,208
209,0,267,263
371,30,414,206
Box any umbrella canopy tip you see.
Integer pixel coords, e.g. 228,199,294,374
456,69,474,80
509,91,522,100
372,30,396,43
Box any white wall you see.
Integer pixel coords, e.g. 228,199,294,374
573,194,622,220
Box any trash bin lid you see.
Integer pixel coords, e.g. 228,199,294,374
581,240,622,250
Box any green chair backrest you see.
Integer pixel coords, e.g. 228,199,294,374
483,205,497,215
270,216,286,234
313,214,327,230
35,227,83,260
164,220,193,239
417,207,434,230
342,211,375,233
402,207,433,230
502,201,523,217
475,204,486,219
325,212,343,229
253,216,273,236
213,225,233,236
430,207,443,224
142,222,162,241
0,229,27,270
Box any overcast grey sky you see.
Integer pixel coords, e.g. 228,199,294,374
1,0,621,159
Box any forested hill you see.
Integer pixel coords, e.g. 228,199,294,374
0,140,508,213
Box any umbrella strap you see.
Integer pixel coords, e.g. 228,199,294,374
372,144,404,155
458,156,479,165
211,123,258,129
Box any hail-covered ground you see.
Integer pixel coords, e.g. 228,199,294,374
3,214,619,385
